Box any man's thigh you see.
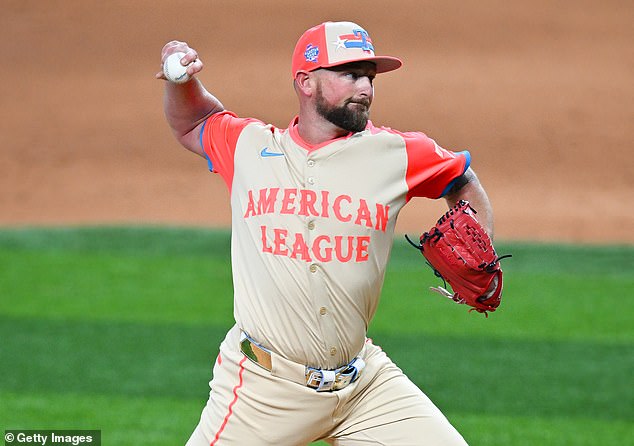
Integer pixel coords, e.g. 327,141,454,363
186,327,338,446
331,415,467,446
330,342,467,446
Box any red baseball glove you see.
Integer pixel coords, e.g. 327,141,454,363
407,200,511,316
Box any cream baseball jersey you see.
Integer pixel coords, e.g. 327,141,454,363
201,112,470,370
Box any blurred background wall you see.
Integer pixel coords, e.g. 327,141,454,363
1,0,632,244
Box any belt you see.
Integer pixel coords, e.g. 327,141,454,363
239,331,365,392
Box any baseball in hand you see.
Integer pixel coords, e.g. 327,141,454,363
163,52,192,84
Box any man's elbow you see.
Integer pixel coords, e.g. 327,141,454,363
174,124,206,158
444,169,478,204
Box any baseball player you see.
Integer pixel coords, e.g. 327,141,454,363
158,21,495,445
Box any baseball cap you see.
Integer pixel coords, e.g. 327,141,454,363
291,21,402,78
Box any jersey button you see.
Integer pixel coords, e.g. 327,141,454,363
307,160,315,167
307,177,315,185
307,221,315,230
309,264,318,273
319,306,327,315
329,347,337,356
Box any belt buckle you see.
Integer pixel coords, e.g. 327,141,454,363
333,373,353,391
306,369,336,392
306,369,323,388
306,357,365,392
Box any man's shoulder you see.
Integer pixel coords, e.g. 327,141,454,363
365,121,431,141
209,110,267,128
207,111,282,140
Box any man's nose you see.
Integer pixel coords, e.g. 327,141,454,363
357,76,373,96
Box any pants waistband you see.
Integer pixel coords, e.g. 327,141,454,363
239,331,365,392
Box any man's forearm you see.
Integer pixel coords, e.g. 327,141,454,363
157,41,224,155
163,78,224,153
444,168,495,238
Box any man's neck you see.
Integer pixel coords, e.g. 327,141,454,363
295,109,350,145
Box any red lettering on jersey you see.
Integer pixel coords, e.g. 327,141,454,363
246,189,390,234
244,190,257,218
320,190,330,218
290,233,311,261
273,228,289,255
259,226,370,264
333,195,352,223
312,235,333,262
260,225,272,253
375,203,389,232
356,236,370,262
281,189,297,214
334,236,354,262
299,189,318,217
355,199,373,228
258,188,279,214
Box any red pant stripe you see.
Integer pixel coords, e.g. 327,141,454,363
210,356,247,445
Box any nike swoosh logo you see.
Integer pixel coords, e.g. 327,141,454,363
260,147,285,157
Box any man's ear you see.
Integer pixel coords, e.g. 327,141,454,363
294,71,315,96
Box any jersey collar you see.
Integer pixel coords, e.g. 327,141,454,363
289,116,373,152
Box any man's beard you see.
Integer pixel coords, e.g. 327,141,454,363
315,85,371,133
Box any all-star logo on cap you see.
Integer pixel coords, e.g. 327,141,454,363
304,44,320,63
291,21,402,79
333,28,374,53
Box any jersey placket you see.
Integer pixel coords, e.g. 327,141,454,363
304,152,341,368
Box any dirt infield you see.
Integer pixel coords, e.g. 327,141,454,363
1,1,632,244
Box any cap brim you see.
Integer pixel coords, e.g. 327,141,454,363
319,55,403,74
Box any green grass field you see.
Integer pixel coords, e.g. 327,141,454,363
0,227,632,445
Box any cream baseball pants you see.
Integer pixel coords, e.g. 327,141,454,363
186,325,467,445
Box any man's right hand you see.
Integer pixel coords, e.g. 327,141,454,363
155,40,204,81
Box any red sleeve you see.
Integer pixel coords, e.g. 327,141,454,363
200,111,260,190
403,131,471,200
